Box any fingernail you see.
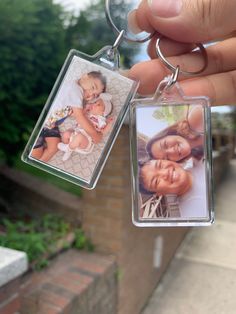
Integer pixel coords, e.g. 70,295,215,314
127,9,142,34
148,0,182,18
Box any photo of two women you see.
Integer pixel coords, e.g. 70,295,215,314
137,104,209,220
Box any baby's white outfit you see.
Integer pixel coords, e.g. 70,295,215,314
58,113,107,161
88,114,107,130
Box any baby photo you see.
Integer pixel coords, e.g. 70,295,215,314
28,54,135,186
136,104,209,221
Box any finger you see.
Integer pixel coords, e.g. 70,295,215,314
127,13,188,60
147,36,194,59
128,37,236,95
180,70,236,106
171,37,236,76
128,59,167,95
129,0,236,43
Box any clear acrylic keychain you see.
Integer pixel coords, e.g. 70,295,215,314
130,38,214,227
22,2,143,189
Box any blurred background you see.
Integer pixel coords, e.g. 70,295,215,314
0,0,144,194
0,1,236,314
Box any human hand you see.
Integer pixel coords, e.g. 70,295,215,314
102,116,114,135
92,131,102,144
127,0,236,106
176,120,196,140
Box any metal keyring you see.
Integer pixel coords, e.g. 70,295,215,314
156,37,208,76
105,0,154,43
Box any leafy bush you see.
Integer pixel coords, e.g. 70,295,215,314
0,0,138,165
0,214,93,270
0,0,67,164
74,229,94,252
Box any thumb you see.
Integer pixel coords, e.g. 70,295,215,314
133,0,236,42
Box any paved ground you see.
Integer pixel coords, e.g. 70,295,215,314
142,159,236,314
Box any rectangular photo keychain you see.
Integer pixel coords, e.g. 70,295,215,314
22,34,138,189
130,71,214,227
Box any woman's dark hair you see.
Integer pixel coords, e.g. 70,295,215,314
191,145,204,160
78,71,107,93
88,71,107,91
146,123,204,162
138,159,155,196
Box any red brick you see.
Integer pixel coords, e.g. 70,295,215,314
0,279,20,303
34,303,61,314
19,273,32,292
35,290,70,310
72,256,110,274
63,271,93,286
42,282,74,301
52,276,88,295
21,293,62,314
0,294,20,314
71,260,106,274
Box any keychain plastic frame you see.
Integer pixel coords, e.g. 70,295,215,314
22,42,138,189
130,75,214,227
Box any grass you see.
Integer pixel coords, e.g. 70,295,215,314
14,158,82,197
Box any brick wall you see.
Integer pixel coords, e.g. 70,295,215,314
0,278,21,314
0,250,117,314
82,126,189,314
